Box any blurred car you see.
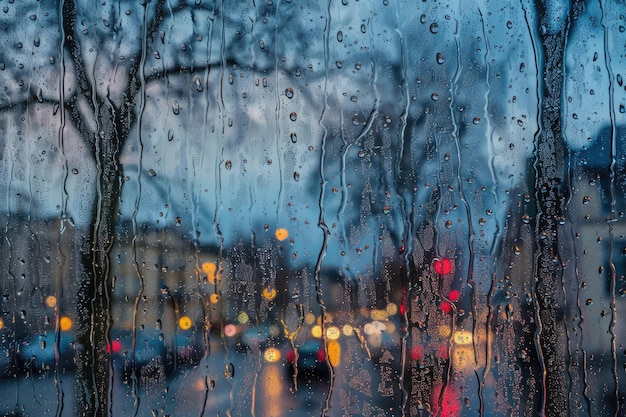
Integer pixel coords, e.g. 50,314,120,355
19,330,76,373
284,339,329,379
239,323,285,352
108,328,170,383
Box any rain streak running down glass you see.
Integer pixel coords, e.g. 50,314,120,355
0,1,625,416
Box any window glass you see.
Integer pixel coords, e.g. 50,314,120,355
0,1,625,416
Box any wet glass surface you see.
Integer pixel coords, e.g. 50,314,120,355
1,1,626,416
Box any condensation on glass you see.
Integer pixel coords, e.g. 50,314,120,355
0,1,625,416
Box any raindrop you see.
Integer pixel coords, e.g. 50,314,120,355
350,96,357,102
430,22,439,34
618,74,623,87
352,117,360,126
420,14,427,24
290,132,297,143
436,52,445,64
263,78,268,87
295,68,301,77
620,105,625,114
358,150,366,158
473,117,480,125
293,171,300,181
445,220,452,229
382,206,391,215
194,77,203,92
225,160,232,170
148,169,156,177
34,35,40,48
175,217,181,226
431,93,439,101
172,100,180,115
228,74,234,84
285,87,294,99
521,214,530,224
355,62,361,70
71,168,79,175
585,298,593,306
336,60,343,68
225,362,235,378
289,112,297,122
593,52,598,61
360,24,366,33
337,31,344,42
519,62,525,72
259,40,265,49
478,218,486,226
167,129,174,142
35,87,43,103
153,51,160,59
506,20,513,29
582,195,590,205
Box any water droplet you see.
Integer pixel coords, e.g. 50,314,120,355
285,87,294,99
360,24,366,33
521,214,530,224
34,35,40,48
336,60,342,68
585,298,593,306
71,168,79,175
478,218,486,226
194,77,203,92
225,160,232,170
293,171,300,181
228,73,234,84
337,31,343,42
593,51,598,61
289,112,297,122
355,62,361,70
358,150,366,158
290,132,297,143
167,129,174,141
506,20,513,29
620,105,625,114
352,117,360,126
430,22,439,34
582,195,590,204
436,52,444,64
175,217,181,226
445,220,452,229
262,78,268,87
148,169,156,177
514,245,521,255
350,95,357,102
259,40,265,49
153,50,160,59
382,206,391,215
295,68,301,77
172,100,180,115
519,62,525,72
618,74,623,87
35,87,43,103
431,93,439,101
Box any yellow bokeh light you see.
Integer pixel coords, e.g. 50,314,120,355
201,262,220,284
342,324,353,336
371,309,388,321
386,302,398,315
262,287,277,300
311,325,323,338
0,318,3,330
60,316,73,331
304,313,316,325
327,340,340,367
237,311,249,324
210,293,220,304
179,315,193,330
326,326,341,340
439,325,451,337
263,347,281,363
454,330,473,345
274,228,289,241
45,295,57,308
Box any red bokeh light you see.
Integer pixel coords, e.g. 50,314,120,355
433,258,452,275
448,290,460,302
440,301,452,313
107,340,122,354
